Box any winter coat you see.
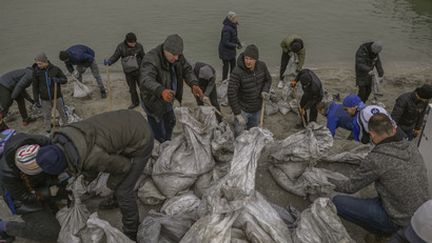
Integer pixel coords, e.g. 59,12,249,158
325,101,353,137
0,133,62,214
391,91,429,133
108,41,145,73
280,35,306,69
193,62,216,97
64,44,96,73
51,110,154,189
32,63,67,101
330,135,429,227
295,69,323,109
218,17,240,61
139,44,198,120
355,42,384,86
0,68,33,100
228,53,272,115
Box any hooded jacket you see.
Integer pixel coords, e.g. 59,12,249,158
331,136,429,227
228,53,272,115
0,68,33,100
280,35,306,69
63,44,96,73
108,41,145,73
355,42,384,86
391,91,429,132
325,101,353,137
32,63,67,101
139,44,198,120
218,17,240,61
295,69,324,109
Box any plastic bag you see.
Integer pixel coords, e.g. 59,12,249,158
79,212,134,243
194,163,230,198
278,100,291,115
64,105,82,124
217,79,229,106
152,107,218,198
87,172,113,197
137,179,166,205
73,80,92,98
293,198,354,243
211,121,235,163
160,191,200,217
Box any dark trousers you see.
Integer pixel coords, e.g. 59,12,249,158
6,208,60,242
333,195,399,235
146,110,176,143
280,52,290,80
114,141,154,241
195,88,222,122
0,85,29,120
358,85,372,103
222,59,236,80
300,96,320,123
125,71,140,106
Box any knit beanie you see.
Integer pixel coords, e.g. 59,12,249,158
371,41,383,54
163,34,184,55
15,144,43,175
36,145,67,175
343,94,363,108
243,44,259,60
35,53,48,63
415,84,432,99
198,65,214,80
125,32,137,43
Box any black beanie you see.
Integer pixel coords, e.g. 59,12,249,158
296,70,312,86
125,32,137,42
59,51,69,61
163,34,184,55
416,84,432,99
243,44,259,60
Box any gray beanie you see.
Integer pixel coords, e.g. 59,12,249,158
163,34,184,55
199,65,214,80
35,53,48,63
371,41,383,54
243,44,259,60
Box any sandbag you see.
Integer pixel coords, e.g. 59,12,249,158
160,191,200,218
64,105,82,124
79,212,134,243
266,100,279,116
152,107,218,198
137,179,166,205
57,176,90,243
217,79,229,106
277,100,291,115
194,163,230,198
73,80,92,98
87,173,113,197
211,121,235,163
293,198,354,243
321,144,370,165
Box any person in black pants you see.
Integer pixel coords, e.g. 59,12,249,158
218,11,242,80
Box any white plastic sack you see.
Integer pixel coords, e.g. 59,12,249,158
161,191,201,217
137,179,166,205
278,100,291,115
79,212,134,243
87,172,113,197
73,80,92,98
64,105,82,124
152,107,218,198
211,121,235,163
217,79,229,106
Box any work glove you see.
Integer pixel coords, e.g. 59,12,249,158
104,59,112,66
161,89,175,103
236,114,247,127
72,70,80,80
261,91,270,101
192,85,204,98
202,96,211,105
290,80,297,88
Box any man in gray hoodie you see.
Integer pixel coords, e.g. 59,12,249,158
330,113,429,239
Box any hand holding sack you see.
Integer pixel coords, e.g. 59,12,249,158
161,89,175,103
192,85,204,98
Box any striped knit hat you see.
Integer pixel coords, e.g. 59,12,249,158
15,144,43,175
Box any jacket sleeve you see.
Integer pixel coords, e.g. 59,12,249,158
138,45,145,63
326,115,338,137
391,97,406,125
32,73,40,102
88,145,132,176
221,30,237,49
108,44,122,64
415,103,428,130
65,61,74,73
11,72,33,100
55,67,67,84
228,72,242,115
263,64,272,93
356,48,372,73
83,53,94,65
204,76,216,97
140,62,164,97
375,56,384,77
2,176,40,203
329,155,379,193
182,59,199,87
298,49,306,69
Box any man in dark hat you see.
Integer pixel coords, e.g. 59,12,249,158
228,44,272,136
391,84,432,140
59,44,107,98
278,35,305,88
139,34,203,143
105,32,145,109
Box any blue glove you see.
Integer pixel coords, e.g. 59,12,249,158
0,220,7,233
104,59,112,66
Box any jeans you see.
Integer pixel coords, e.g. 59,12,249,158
234,110,260,136
358,84,372,103
76,61,106,92
125,71,140,106
332,195,400,235
222,59,236,80
41,98,68,132
145,109,176,143
389,224,426,243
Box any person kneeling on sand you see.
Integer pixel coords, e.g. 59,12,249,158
317,100,353,137
330,113,430,243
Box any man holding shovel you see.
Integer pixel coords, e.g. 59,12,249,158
228,44,272,136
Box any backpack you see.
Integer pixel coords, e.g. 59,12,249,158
0,129,16,157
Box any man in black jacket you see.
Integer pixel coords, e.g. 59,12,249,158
0,68,36,126
291,69,324,126
391,84,432,140
228,44,272,136
355,41,384,102
139,34,203,143
32,53,68,133
105,32,145,109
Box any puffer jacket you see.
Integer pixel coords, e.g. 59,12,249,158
218,17,240,60
355,42,384,86
108,41,145,73
228,53,272,115
331,135,429,227
295,69,323,109
0,133,62,214
64,44,95,73
0,68,33,100
391,91,429,133
32,63,67,101
139,44,198,120
51,110,154,189
280,35,306,69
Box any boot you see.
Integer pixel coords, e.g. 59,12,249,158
100,90,107,99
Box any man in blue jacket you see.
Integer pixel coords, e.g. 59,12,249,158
59,44,107,98
317,101,353,137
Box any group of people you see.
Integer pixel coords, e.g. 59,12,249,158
0,10,430,243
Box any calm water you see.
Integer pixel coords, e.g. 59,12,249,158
0,0,431,74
